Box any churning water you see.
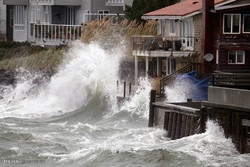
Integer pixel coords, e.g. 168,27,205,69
0,42,249,167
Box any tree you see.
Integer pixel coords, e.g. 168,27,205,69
125,0,178,23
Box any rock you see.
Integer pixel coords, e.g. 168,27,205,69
0,70,15,85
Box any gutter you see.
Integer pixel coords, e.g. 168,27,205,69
142,0,237,20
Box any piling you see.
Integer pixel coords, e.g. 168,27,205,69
175,114,182,139
180,115,187,138
189,116,195,135
167,112,173,138
164,112,169,130
171,113,178,140
129,82,132,95
185,116,191,137
148,90,156,127
123,82,126,98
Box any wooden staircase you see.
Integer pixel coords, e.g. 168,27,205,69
159,63,200,95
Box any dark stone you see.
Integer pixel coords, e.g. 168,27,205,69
0,69,15,85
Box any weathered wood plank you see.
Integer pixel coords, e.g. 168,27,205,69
167,112,173,138
171,113,177,140
175,113,182,139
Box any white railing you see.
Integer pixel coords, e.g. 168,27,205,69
30,23,82,44
29,0,54,5
83,13,125,24
107,0,124,3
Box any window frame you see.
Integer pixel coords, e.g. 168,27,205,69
243,14,250,34
31,9,40,23
223,13,241,34
228,50,245,65
169,19,176,36
14,6,25,31
98,10,109,20
43,6,50,24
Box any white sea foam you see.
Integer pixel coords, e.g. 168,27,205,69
165,78,196,102
119,78,152,119
0,42,122,118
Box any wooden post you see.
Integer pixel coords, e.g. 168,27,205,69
117,80,119,90
200,107,207,133
185,116,191,137
180,115,187,138
171,112,178,140
164,112,169,130
129,82,132,95
167,112,173,138
189,116,195,135
148,90,156,127
123,81,126,98
175,113,182,139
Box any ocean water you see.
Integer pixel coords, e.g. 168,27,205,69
0,42,249,167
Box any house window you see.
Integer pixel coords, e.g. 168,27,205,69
169,20,176,36
180,19,193,49
66,7,76,25
98,10,109,20
228,50,245,64
44,6,50,23
243,14,250,33
161,19,165,36
31,9,40,23
14,6,25,31
223,14,240,34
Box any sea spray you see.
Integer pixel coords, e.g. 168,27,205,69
0,42,122,118
165,77,199,102
0,41,249,167
119,78,152,119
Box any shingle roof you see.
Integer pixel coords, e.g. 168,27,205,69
144,0,228,17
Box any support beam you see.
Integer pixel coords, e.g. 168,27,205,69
157,57,160,77
166,57,169,76
135,56,138,84
169,58,172,74
146,56,149,78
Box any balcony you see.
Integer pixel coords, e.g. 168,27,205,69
29,0,54,5
3,0,28,5
29,0,81,6
83,13,125,24
132,35,195,58
30,23,82,45
105,0,124,7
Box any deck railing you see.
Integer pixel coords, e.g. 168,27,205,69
211,72,250,90
83,13,125,24
133,35,195,53
29,0,54,5
106,0,124,3
30,23,82,44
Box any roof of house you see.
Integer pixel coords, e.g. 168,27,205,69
143,0,229,17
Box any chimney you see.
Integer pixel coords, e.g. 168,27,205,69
201,0,215,74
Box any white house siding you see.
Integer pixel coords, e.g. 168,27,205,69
193,14,202,60
0,0,6,35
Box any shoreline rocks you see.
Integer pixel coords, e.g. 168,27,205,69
0,70,15,85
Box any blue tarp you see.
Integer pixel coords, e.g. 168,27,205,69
175,71,210,101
